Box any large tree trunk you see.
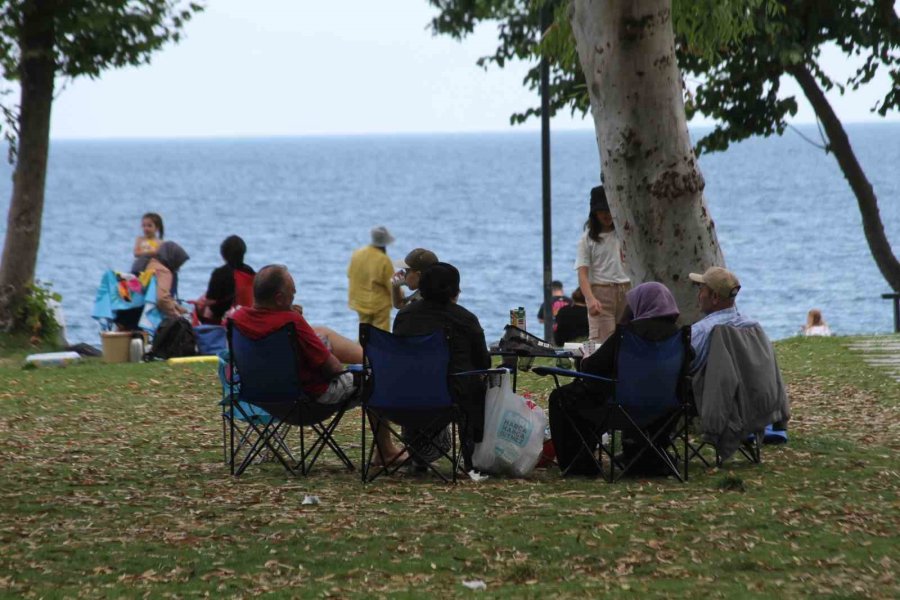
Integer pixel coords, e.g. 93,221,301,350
569,0,724,322
0,0,56,330
790,64,900,292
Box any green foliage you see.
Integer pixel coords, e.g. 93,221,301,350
427,0,773,125
428,0,589,125
682,0,900,155
12,279,62,341
426,0,900,155
672,0,783,62
0,1,203,80
0,0,203,150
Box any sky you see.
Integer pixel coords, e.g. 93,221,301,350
42,0,900,140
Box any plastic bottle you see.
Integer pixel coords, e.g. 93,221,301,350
129,338,144,363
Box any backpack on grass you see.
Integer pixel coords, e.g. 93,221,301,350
147,317,197,360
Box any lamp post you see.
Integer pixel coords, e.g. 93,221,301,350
540,3,554,345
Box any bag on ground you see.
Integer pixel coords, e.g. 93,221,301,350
147,317,197,360
473,371,547,477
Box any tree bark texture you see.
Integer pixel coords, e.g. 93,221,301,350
569,0,724,322
0,0,56,328
790,64,900,292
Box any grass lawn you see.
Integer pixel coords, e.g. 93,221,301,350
0,335,898,598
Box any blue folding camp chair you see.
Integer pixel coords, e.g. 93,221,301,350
359,324,501,483
227,320,356,477
197,325,227,355
217,350,293,467
535,326,692,482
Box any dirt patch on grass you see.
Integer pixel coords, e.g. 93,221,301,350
787,377,900,447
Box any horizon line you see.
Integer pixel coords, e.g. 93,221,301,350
49,119,899,143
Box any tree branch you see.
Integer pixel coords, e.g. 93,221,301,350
790,63,900,291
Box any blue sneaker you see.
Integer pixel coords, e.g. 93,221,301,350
763,424,788,445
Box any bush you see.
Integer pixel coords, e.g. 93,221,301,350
14,280,62,342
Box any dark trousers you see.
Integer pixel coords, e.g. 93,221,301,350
549,382,677,476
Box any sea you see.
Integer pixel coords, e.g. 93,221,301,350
0,124,898,346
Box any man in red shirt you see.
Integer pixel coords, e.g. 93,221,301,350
232,265,404,461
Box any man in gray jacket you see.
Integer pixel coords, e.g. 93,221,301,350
689,267,790,455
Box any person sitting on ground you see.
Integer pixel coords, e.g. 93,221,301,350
802,308,832,337
198,235,255,324
232,265,404,461
548,282,691,477
537,280,574,331
146,241,190,320
391,247,439,310
393,262,491,470
688,267,758,374
554,287,589,346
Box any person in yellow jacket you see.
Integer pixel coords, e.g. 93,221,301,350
347,226,395,331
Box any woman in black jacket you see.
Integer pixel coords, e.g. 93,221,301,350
549,282,692,476
393,262,491,470
200,235,255,324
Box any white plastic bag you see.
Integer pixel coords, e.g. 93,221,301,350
473,371,547,477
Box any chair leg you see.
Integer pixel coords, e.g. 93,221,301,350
608,429,616,483
222,413,228,465
361,407,367,483
299,419,307,476
558,406,605,478
451,419,458,484
234,413,297,477
229,407,235,476
365,414,458,484
300,408,354,474
611,409,685,483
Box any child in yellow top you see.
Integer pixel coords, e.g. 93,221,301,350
131,212,164,274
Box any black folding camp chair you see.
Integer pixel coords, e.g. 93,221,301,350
226,320,356,477
685,414,762,468
534,326,692,482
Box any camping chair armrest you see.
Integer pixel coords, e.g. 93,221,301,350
531,366,613,382
532,366,615,389
453,367,511,377
345,364,364,373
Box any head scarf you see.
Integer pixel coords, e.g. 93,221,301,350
626,282,679,321
156,241,190,273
